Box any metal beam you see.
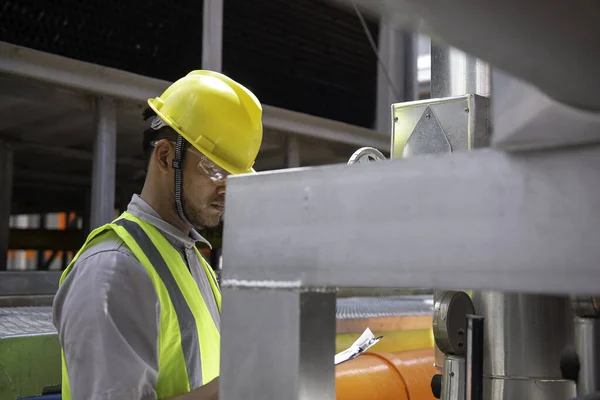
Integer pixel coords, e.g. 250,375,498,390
0,140,13,271
0,271,61,295
332,0,600,111
12,142,144,168
491,69,600,151
376,17,418,133
90,97,117,229
284,135,301,168
261,105,389,150
220,287,336,399
0,42,387,149
202,0,223,72
222,144,600,295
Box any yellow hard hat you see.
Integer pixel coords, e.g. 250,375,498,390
147,70,263,175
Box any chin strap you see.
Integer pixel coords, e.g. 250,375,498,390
172,134,193,228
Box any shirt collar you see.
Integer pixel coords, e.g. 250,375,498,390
126,194,212,250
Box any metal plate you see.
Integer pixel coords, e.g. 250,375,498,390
391,94,490,158
0,306,55,338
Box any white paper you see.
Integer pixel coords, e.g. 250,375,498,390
334,327,383,365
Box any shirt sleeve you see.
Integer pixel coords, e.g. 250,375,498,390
53,242,160,400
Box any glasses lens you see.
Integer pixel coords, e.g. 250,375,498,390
196,153,229,183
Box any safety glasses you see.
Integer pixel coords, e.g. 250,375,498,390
150,140,230,185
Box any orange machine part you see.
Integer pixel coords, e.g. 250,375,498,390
336,348,437,400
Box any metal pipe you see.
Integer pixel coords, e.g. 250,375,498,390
441,355,465,400
471,292,575,399
336,348,437,400
431,46,490,98
202,0,223,72
0,140,13,271
375,16,418,134
575,317,600,396
430,43,490,373
90,97,117,230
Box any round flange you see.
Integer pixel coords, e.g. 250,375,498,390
433,290,475,356
347,147,386,164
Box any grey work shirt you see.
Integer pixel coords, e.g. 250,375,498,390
52,195,220,400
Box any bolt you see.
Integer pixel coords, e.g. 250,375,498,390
394,117,399,122
425,113,431,119
464,108,470,113
458,329,465,336
450,371,455,377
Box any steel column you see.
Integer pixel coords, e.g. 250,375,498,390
202,0,223,72
220,286,336,399
375,17,418,134
284,135,301,168
429,42,491,375
90,97,117,230
575,317,600,396
0,140,13,271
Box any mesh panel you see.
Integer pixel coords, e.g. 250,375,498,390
223,0,378,128
336,295,434,319
0,306,55,337
0,0,204,81
0,0,378,127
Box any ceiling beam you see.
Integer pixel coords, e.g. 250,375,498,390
0,42,389,150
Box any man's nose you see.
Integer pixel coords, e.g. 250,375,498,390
216,184,226,195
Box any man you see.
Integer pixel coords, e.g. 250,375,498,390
53,70,263,400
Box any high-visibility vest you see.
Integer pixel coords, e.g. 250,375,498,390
58,212,222,400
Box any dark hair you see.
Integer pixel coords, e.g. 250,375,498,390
141,107,181,173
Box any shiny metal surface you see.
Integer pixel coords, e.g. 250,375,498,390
221,144,600,295
336,0,600,111
433,291,473,355
441,355,465,400
403,105,451,157
220,287,336,399
431,45,491,98
90,96,117,230
491,69,600,152
472,291,576,399
347,147,386,164
575,317,600,396
392,95,490,158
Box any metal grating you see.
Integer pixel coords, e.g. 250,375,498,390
0,0,204,82
0,306,55,337
336,295,433,319
223,0,379,128
0,0,378,128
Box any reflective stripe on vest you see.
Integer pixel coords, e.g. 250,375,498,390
59,213,221,400
113,218,203,386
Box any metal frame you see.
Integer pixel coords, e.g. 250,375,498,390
0,140,12,270
202,0,223,72
90,96,117,230
0,41,389,150
219,39,600,398
221,143,600,295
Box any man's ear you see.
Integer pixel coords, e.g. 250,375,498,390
153,139,173,174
